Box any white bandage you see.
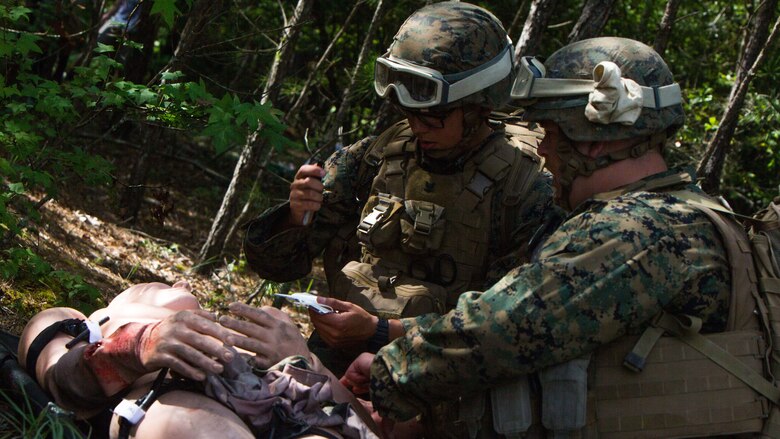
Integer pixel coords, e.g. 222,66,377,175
584,61,643,125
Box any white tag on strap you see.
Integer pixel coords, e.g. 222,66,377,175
114,399,146,425
85,320,103,343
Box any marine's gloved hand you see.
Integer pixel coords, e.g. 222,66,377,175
220,303,311,368
309,297,378,348
289,163,326,226
340,352,375,395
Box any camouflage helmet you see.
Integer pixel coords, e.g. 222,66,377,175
521,37,685,141
375,1,514,109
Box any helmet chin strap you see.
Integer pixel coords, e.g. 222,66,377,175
421,106,489,161
554,131,669,210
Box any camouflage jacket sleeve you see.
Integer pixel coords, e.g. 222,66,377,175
244,136,376,282
485,169,565,286
370,189,730,421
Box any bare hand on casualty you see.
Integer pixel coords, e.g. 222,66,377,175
220,303,311,368
136,309,237,381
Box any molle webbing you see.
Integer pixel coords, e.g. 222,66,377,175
593,330,769,438
381,126,415,196
748,201,780,436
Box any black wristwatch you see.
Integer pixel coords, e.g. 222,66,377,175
367,318,390,353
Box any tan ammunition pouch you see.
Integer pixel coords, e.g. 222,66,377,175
356,194,407,250
333,260,446,319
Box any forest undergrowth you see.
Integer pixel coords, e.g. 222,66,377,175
0,134,319,337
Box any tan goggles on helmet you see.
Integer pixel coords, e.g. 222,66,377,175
511,56,682,110
374,44,514,109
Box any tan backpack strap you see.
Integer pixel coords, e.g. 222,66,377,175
500,121,544,207
622,326,665,372
751,202,780,297
672,190,765,332
368,121,413,196
363,120,410,167
654,311,780,404
458,136,514,211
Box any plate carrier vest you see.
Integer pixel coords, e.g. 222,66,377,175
330,117,544,319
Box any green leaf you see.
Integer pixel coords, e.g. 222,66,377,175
136,87,158,105
15,34,41,56
7,182,24,194
2,84,20,98
161,71,185,81
9,6,32,21
5,102,28,114
125,40,144,51
150,0,179,28
0,34,16,57
94,43,115,54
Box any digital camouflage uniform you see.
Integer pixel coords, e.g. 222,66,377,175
245,3,566,392
369,168,731,421
365,35,769,437
244,126,560,300
244,2,558,297
245,2,560,317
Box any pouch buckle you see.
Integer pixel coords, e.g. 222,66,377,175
413,203,436,236
357,199,392,237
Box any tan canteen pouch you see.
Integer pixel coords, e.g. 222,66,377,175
335,260,446,319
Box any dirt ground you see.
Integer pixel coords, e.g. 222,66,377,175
0,132,319,337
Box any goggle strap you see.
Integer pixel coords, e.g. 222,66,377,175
640,83,681,109
527,78,594,97
447,47,513,102
526,79,682,109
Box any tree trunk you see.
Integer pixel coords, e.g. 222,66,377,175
119,123,160,224
324,0,389,146
123,0,157,84
223,146,276,254
515,0,558,58
697,0,779,195
196,0,314,272
653,0,682,56
286,1,365,124
567,0,616,43
507,0,531,42
151,0,225,84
